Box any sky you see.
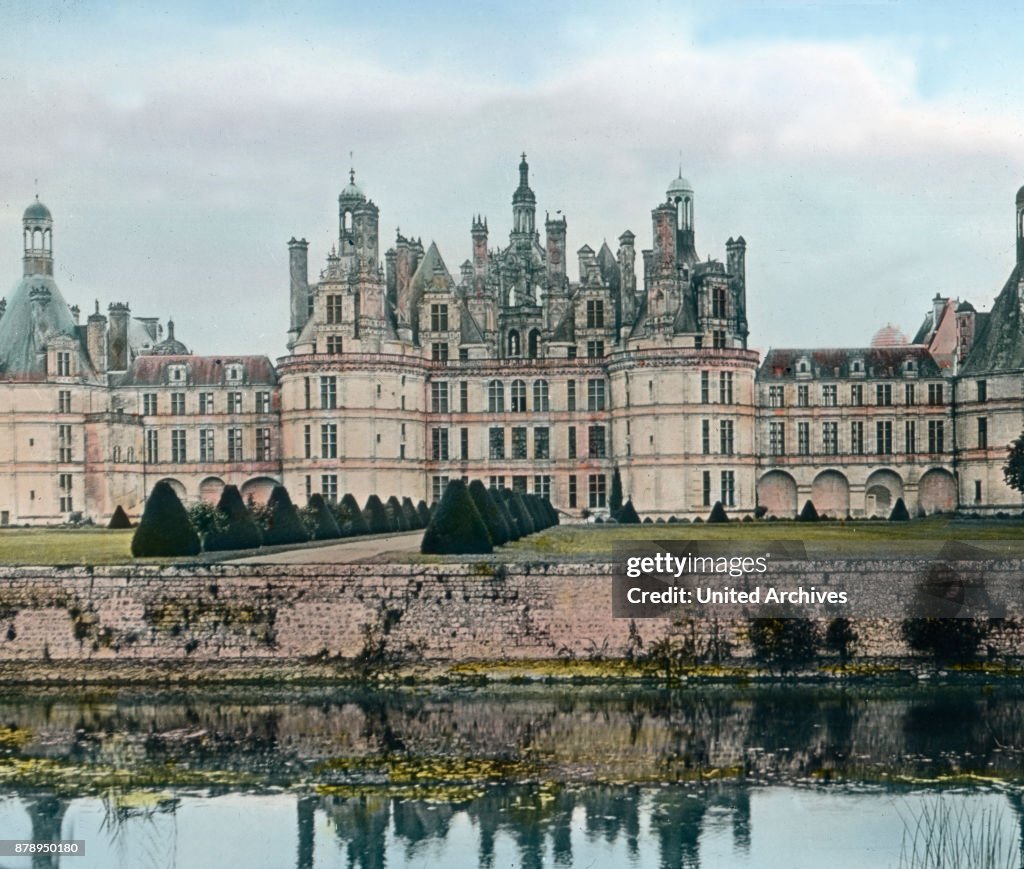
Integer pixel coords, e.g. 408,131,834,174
1,0,1023,358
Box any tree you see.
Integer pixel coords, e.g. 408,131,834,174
421,479,493,555
131,481,201,557
306,493,342,540
386,496,410,532
609,467,624,516
1004,432,1024,494
492,488,520,541
616,499,641,524
748,618,820,670
468,480,510,546
708,501,729,523
798,500,819,522
889,497,910,522
363,495,390,534
901,618,989,663
402,497,421,530
509,491,537,536
263,486,310,546
335,494,369,537
416,500,431,528
108,505,132,529
825,617,857,662
204,484,263,551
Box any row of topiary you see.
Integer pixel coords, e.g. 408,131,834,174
420,479,558,554
129,480,434,557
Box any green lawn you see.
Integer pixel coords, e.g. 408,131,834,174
0,527,134,565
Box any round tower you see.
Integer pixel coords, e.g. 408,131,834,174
23,197,54,277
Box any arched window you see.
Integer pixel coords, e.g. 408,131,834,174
511,380,527,412
126,447,134,462
533,379,549,412
528,329,540,358
112,446,121,462
344,211,353,232
507,330,521,357
488,380,505,413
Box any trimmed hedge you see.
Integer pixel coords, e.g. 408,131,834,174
492,488,520,541
108,505,132,529
889,498,910,522
421,479,493,554
385,495,410,532
416,500,431,528
509,491,536,536
798,500,819,522
131,481,200,557
263,486,310,546
708,502,729,523
468,480,510,547
402,497,421,530
363,495,390,534
204,484,263,551
616,499,641,524
336,494,369,537
307,493,342,540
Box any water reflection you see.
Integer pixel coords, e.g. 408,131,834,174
0,684,1021,867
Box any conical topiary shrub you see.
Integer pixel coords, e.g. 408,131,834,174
416,500,431,528
108,505,132,529
363,495,390,534
708,501,729,523
798,500,819,522
889,497,911,522
542,498,559,526
525,495,547,531
307,493,342,540
509,491,536,536
493,488,520,541
468,480,510,547
402,497,421,530
616,499,641,524
609,468,624,516
421,479,493,555
204,484,263,551
386,496,411,532
335,493,369,537
131,481,201,557
263,486,310,546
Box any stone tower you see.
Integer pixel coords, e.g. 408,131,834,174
22,197,53,277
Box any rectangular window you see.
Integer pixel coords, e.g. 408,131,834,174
228,428,243,461
720,470,736,507
823,422,838,455
905,383,916,406
431,382,450,413
512,475,528,494
58,389,71,413
567,346,577,359
199,392,214,414
797,384,809,408
488,380,505,413
460,427,469,460
712,330,726,349
977,380,988,402
513,427,529,460
978,417,988,450
586,299,605,329
928,420,944,453
720,372,734,405
822,385,837,407
58,424,73,463
568,426,577,459
702,420,710,455
321,424,337,459
304,377,311,410
171,429,186,463
58,473,73,513
56,352,71,377
510,381,527,413
712,285,727,319
171,392,185,415
876,420,893,454
588,474,607,509
850,384,863,406
588,425,606,458
303,424,311,459
326,335,343,355
975,480,983,503
489,476,505,491
227,391,243,413
769,421,785,456
586,340,604,358
143,393,157,415
319,377,337,409
568,475,578,508
460,381,469,413
798,421,810,456
432,476,449,504
905,420,917,453
587,379,606,411
534,475,552,499
535,427,550,460
850,421,864,454
431,427,449,461
326,294,342,324
431,342,449,362
256,428,272,461
145,429,158,463
256,391,271,414
320,474,337,503
876,383,892,406
200,429,215,462
719,420,734,456
768,385,785,408
430,303,449,332
533,380,549,412
702,470,712,507
701,371,710,404
489,427,505,460
928,383,944,405
567,380,577,412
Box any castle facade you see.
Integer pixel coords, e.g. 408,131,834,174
1,159,1021,524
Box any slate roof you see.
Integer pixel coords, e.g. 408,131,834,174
961,265,1024,375
115,355,277,386
759,346,942,380
0,274,91,380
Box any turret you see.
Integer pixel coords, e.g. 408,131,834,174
510,153,537,244
22,197,53,278
288,237,310,339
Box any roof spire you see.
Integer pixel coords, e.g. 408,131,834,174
349,150,355,185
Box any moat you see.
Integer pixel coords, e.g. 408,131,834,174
1,683,1022,867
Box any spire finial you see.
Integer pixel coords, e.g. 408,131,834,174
349,150,355,184
678,150,682,178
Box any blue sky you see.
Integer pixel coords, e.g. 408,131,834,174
1,1,1022,356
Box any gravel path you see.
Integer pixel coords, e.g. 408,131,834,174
226,530,423,564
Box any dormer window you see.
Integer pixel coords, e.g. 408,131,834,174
168,365,186,382
225,364,243,382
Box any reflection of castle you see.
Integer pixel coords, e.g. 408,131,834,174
0,160,1021,523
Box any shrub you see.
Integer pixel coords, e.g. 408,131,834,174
668,516,678,524
525,494,548,531
493,489,521,541
889,497,911,522
708,502,729,523
609,467,624,516
543,497,559,526
754,505,768,519
108,505,132,529
263,486,310,546
188,501,225,543
798,500,819,522
362,495,390,534
204,485,264,551
402,497,421,530
335,494,369,537
385,496,410,532
421,479,493,555
307,493,342,540
642,517,652,524
131,481,201,558
468,480,510,546
416,500,431,527
825,617,857,662
509,491,537,536
901,618,989,663
616,499,641,524
748,618,820,669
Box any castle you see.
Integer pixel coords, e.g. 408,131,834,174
0,157,1020,525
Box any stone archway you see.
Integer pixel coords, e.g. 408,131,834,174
757,470,798,518
864,469,904,518
919,468,957,514
199,476,226,504
240,476,279,507
811,470,850,518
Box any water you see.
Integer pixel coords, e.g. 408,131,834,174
0,684,1021,868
